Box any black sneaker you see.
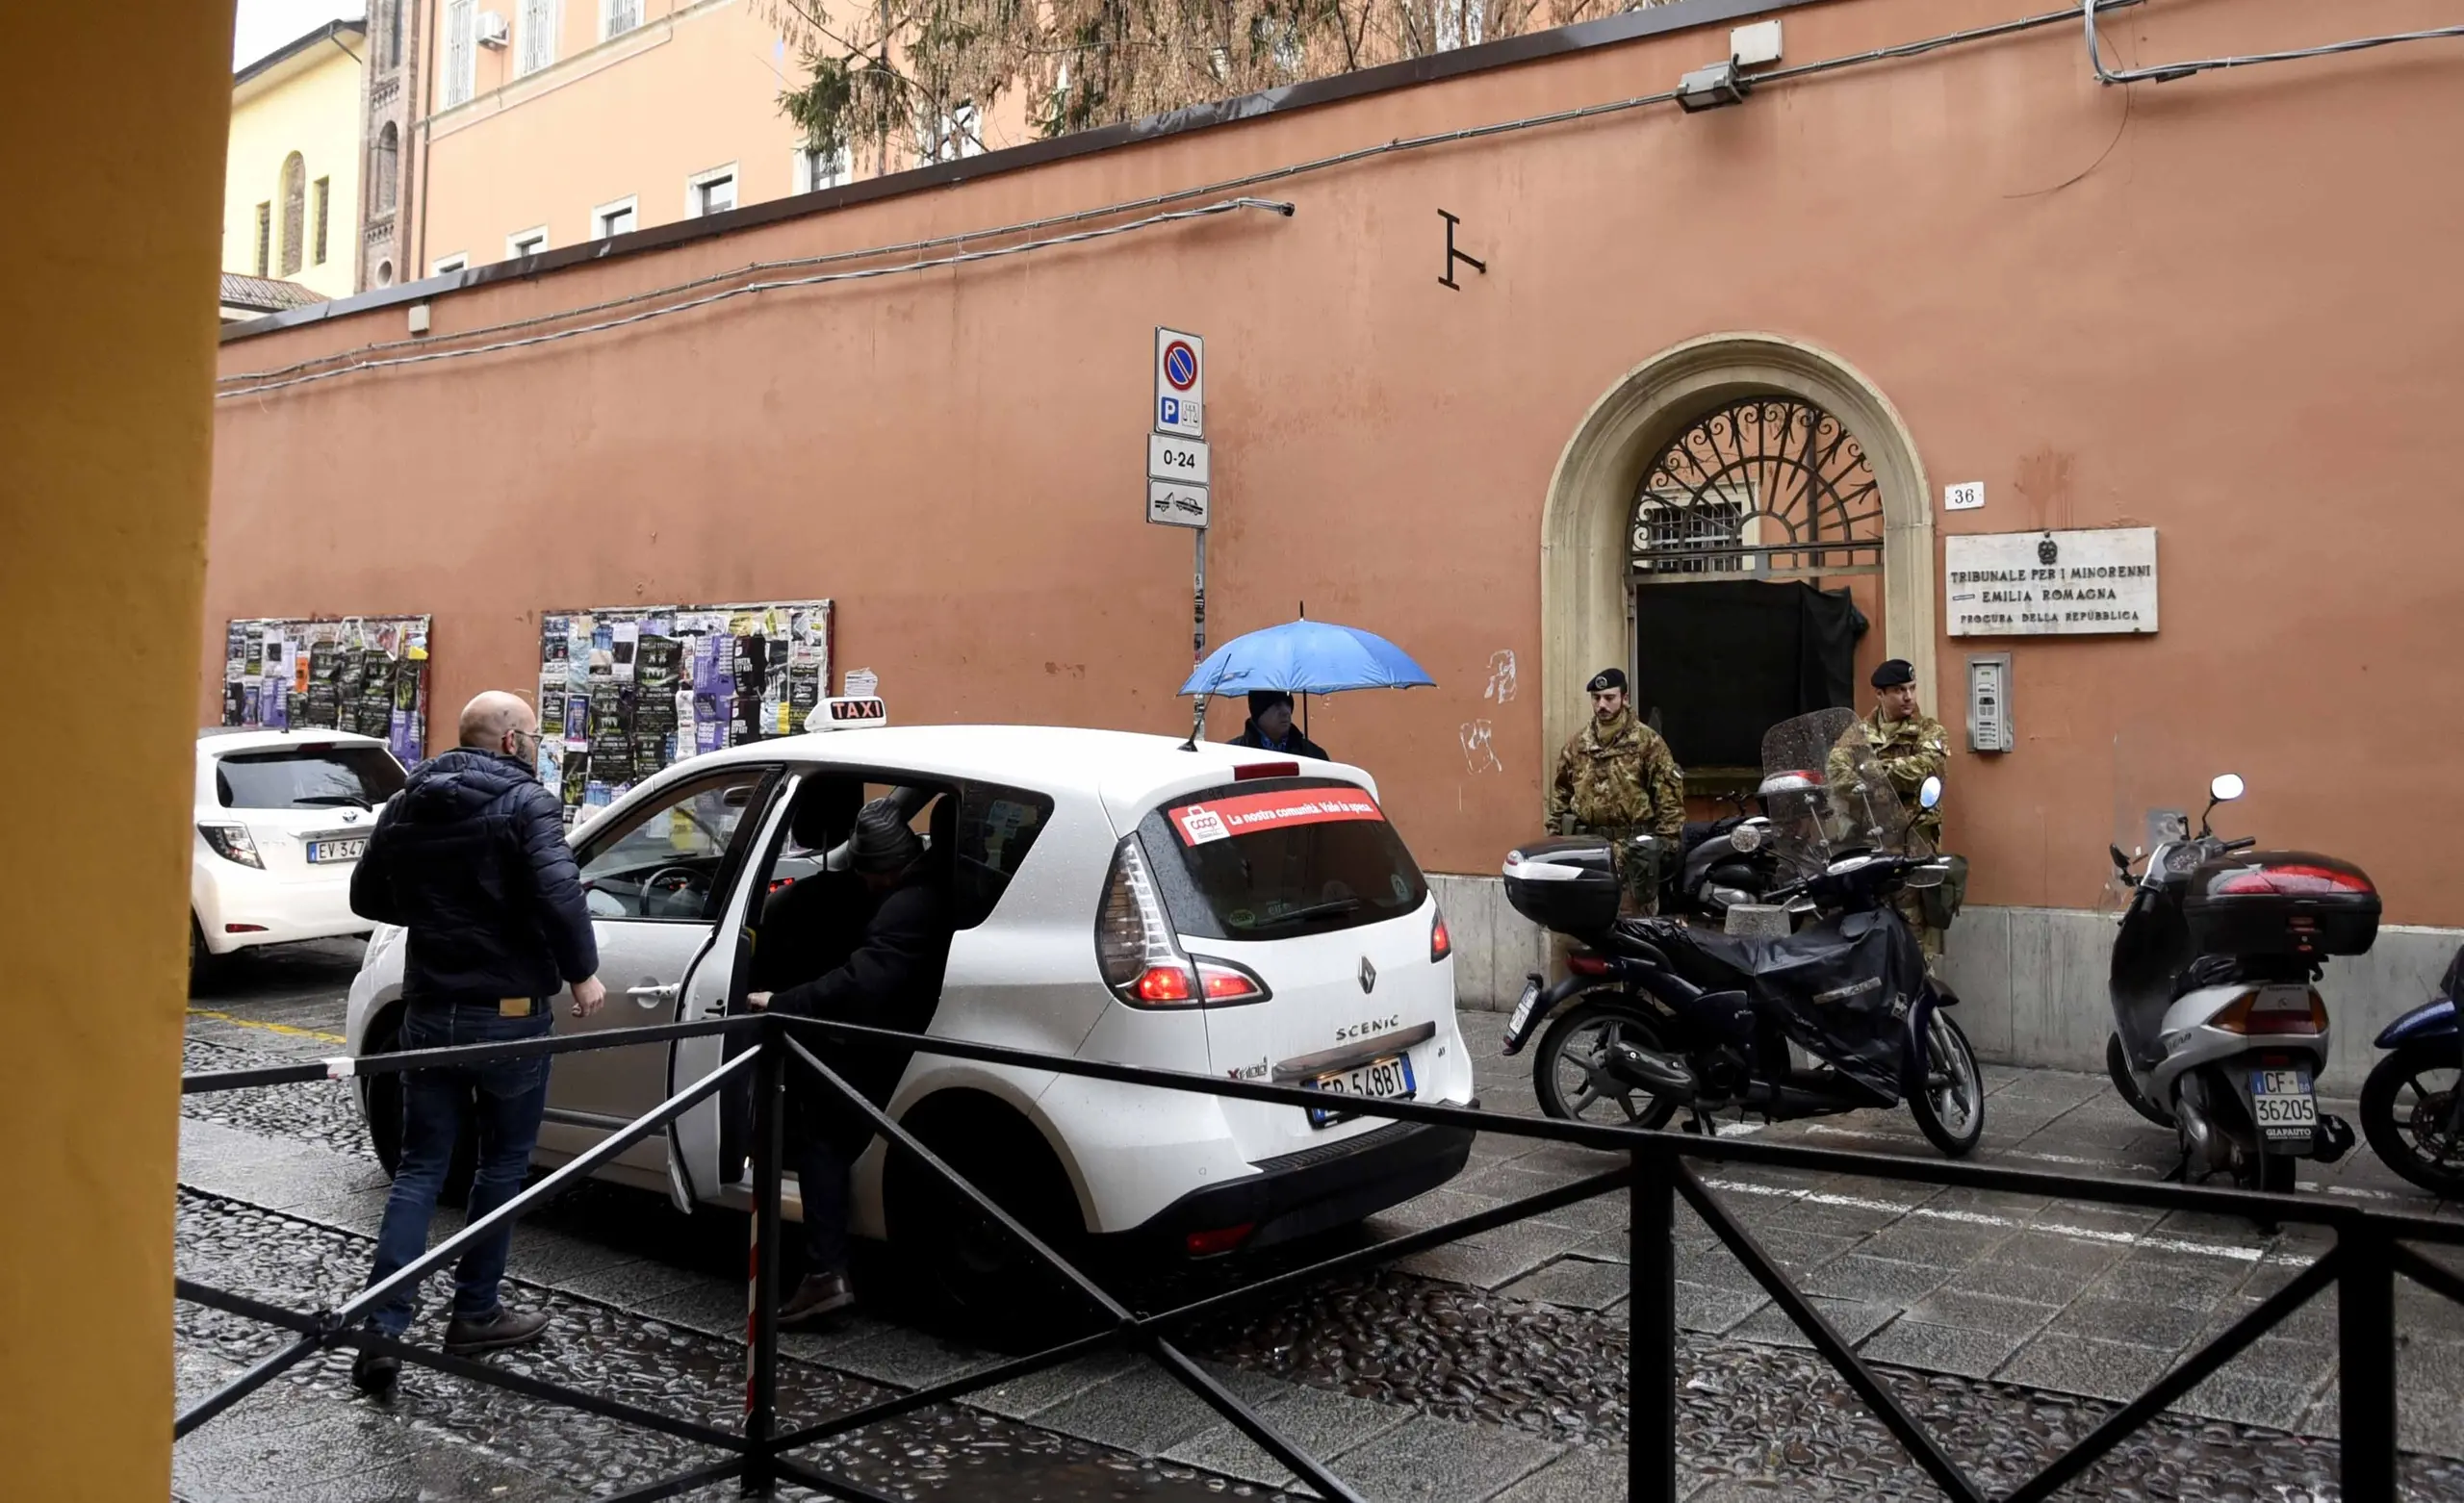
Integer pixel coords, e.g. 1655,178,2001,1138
349,1344,399,1398
443,1306,552,1356
779,1271,856,1327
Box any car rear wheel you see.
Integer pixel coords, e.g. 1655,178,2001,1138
364,1014,475,1207
885,1114,1096,1353
189,916,213,990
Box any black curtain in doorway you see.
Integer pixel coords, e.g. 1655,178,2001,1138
1632,580,1867,769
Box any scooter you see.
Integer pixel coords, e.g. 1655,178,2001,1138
2357,947,2464,1197
2105,773,2371,1193
1502,712,1984,1158
1666,792,1782,923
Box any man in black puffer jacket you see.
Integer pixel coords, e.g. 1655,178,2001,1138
346,690,604,1396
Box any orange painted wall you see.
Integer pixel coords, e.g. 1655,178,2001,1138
214,0,2464,922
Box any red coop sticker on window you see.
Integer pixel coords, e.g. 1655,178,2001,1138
1169,787,1386,846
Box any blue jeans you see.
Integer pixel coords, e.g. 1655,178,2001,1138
364,998,553,1336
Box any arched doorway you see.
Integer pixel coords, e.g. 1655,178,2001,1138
1539,334,1934,768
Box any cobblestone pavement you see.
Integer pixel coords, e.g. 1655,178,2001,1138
175,943,2464,1500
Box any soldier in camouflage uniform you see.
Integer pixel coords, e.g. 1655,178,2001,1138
1844,658,1950,958
1547,668,1687,915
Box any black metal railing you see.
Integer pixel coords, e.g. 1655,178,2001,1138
177,1011,2464,1501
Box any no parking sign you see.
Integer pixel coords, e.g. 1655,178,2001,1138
1154,327,1203,439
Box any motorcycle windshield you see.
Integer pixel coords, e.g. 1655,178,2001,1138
1757,709,1921,882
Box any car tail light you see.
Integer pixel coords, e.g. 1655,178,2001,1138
1097,836,1197,1006
1194,958,1270,1004
1233,762,1299,781
1430,909,1452,962
223,924,268,933
1184,1222,1255,1257
2215,989,2328,1036
199,823,263,869
768,877,797,893
2216,864,2374,896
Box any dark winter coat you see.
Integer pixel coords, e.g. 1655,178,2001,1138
350,748,598,1002
770,868,953,1149
1228,718,1330,761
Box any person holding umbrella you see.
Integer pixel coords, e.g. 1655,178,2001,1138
1228,689,1329,760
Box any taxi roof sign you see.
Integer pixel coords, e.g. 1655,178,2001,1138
806,696,888,732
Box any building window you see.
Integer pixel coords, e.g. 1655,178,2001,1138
794,143,852,193
253,202,271,276
444,0,477,107
379,0,403,70
278,153,306,275
686,165,737,218
376,258,395,287
311,177,330,264
592,195,638,239
374,123,399,213
603,0,642,40
431,253,469,276
506,226,550,258
518,0,559,75
917,102,982,165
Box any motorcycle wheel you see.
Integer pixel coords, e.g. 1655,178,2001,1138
2359,1039,2464,1197
1532,1001,1681,1129
1909,1012,1985,1158
2106,1033,2172,1128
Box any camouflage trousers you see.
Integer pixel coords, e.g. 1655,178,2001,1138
1896,890,1945,974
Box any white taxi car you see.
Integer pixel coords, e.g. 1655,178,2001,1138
193,728,406,974
346,723,1473,1321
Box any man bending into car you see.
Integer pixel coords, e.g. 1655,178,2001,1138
748,798,953,1325
346,690,606,1396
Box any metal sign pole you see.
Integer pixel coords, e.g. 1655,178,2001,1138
1189,527,1208,745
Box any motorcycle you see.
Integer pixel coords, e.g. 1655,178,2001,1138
2104,773,2372,1193
2357,946,2464,1197
1665,792,1784,923
1500,709,1985,1158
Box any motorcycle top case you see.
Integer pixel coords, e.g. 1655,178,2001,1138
1503,837,1622,934
2183,850,2380,957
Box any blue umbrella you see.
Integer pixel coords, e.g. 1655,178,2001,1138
1177,619,1437,698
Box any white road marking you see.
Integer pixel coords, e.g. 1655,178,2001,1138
1697,1177,2267,1262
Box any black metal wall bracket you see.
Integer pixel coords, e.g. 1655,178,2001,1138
1438,210,1486,290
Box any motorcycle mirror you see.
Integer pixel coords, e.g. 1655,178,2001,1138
1917,776,1943,811
2109,844,2131,877
2210,773,2246,803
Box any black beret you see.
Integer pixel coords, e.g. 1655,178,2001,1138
1870,658,1915,690
1585,668,1627,694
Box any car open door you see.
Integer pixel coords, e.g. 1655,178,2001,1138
541,765,784,1187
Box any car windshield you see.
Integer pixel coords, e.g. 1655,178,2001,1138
1142,778,1428,941
215,745,406,810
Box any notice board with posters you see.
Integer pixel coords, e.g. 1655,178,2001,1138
222,615,433,767
536,599,833,816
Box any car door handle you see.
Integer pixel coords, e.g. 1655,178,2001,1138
627,983,680,1007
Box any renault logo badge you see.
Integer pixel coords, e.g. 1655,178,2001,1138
1358,956,1377,995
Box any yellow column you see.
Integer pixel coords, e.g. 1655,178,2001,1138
0,5,236,1497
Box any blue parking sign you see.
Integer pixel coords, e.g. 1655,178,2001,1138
1160,396,1180,425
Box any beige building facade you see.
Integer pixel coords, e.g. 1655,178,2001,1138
222,17,367,309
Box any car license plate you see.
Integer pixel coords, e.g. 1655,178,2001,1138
2250,1068,2318,1140
1304,1054,1416,1129
1507,979,1541,1039
306,835,367,864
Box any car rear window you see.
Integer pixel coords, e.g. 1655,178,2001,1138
1140,778,1428,942
216,745,406,810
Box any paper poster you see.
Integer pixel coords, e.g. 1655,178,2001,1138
534,598,831,810
222,615,433,763
844,667,879,697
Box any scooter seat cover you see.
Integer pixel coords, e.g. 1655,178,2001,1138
1666,916,1927,1100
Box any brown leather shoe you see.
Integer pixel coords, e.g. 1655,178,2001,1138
444,1305,552,1355
779,1271,855,1327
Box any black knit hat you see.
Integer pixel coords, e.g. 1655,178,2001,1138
850,798,923,875
1247,689,1295,718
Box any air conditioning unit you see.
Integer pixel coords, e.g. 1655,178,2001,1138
476,11,510,47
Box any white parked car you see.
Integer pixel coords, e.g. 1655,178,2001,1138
346,725,1474,1320
193,728,406,973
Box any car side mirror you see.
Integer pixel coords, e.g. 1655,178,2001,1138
1917,776,1943,811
